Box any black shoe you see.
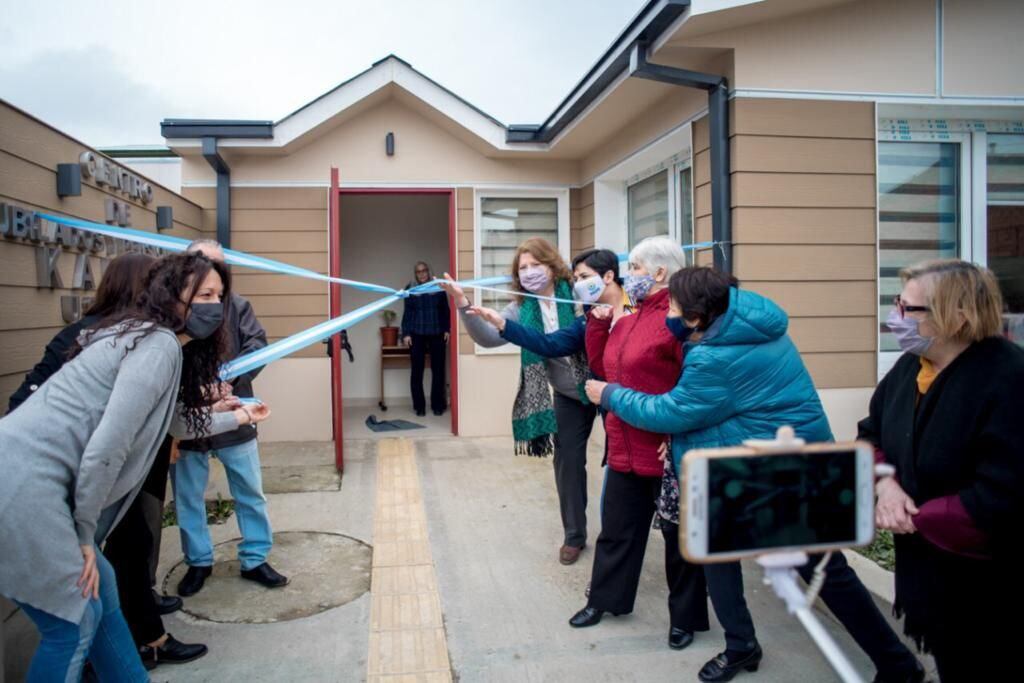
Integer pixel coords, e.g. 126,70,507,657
432,409,445,416
873,661,926,683
569,606,605,628
698,646,763,682
154,591,183,615
177,565,212,597
669,627,694,650
138,633,208,670
241,562,289,588
415,409,426,417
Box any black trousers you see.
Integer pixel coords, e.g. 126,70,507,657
552,393,597,548
798,553,919,680
410,333,446,413
587,468,709,631
103,437,173,645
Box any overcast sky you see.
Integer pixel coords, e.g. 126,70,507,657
0,0,645,148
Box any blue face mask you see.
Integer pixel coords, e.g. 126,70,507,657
665,316,698,342
623,274,656,302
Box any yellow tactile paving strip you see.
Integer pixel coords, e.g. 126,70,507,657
367,438,453,682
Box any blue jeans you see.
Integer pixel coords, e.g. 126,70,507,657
172,439,273,570
17,549,149,683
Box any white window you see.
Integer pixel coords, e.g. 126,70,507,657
877,118,1024,377
626,161,695,262
474,188,570,320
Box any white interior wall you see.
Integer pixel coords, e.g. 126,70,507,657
339,194,450,405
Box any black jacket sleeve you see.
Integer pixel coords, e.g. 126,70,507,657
233,296,268,384
6,320,86,414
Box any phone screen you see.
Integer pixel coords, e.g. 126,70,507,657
706,449,859,554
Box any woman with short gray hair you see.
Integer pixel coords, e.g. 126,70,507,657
571,236,708,655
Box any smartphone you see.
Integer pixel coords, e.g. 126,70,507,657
681,442,875,563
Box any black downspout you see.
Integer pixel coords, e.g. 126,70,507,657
629,42,732,273
202,137,232,249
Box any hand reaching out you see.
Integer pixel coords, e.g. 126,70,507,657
467,306,505,331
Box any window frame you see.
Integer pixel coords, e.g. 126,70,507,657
472,187,571,355
624,159,694,253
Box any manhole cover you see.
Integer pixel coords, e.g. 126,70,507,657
163,531,372,623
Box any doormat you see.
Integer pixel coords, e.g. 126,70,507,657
365,415,425,432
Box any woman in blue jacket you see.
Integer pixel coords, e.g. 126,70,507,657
587,267,923,683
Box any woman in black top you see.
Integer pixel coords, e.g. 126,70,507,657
858,259,1024,682
401,261,450,416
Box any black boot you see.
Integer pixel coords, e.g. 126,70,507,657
669,627,694,650
177,565,212,597
138,633,208,670
698,646,763,682
241,562,289,588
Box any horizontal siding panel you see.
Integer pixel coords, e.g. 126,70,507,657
732,207,876,245
458,252,474,272
579,225,595,250
245,295,328,317
230,188,327,210
733,173,876,208
578,182,594,208
788,317,876,353
734,245,875,281
0,327,63,376
580,204,595,229
231,232,327,253
744,281,876,317
694,183,712,219
232,273,328,296
0,288,78,331
570,208,582,232
0,241,108,288
230,209,326,231
457,228,474,252
457,187,473,211
263,340,323,359
457,208,474,232
693,117,709,154
695,215,713,244
262,316,329,338
732,136,875,175
803,352,876,389
243,251,326,272
694,149,710,186
732,99,875,140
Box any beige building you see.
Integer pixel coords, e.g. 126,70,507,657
3,0,1023,465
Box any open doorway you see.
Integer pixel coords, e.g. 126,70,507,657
334,191,455,445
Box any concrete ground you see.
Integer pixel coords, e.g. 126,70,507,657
146,435,924,683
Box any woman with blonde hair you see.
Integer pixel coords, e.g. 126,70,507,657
859,259,1024,681
439,237,595,565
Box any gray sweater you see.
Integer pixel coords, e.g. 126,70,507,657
459,301,579,399
0,324,238,623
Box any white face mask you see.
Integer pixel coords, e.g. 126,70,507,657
574,275,605,304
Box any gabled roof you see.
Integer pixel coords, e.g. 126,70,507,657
162,0,694,155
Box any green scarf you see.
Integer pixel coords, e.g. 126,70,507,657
511,279,590,456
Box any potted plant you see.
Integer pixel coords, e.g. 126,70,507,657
380,309,399,346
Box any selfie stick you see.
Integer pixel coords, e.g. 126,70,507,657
746,428,864,683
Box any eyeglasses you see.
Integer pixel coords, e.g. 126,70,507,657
893,295,930,319
415,268,430,274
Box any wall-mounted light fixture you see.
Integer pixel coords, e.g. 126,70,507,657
156,206,173,231
56,163,82,198
385,132,395,156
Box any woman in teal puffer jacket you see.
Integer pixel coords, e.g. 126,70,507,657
587,268,924,683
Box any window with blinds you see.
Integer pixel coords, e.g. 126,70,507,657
628,170,669,248
987,134,1024,343
478,197,559,310
877,141,961,352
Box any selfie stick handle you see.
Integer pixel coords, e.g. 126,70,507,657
759,554,863,683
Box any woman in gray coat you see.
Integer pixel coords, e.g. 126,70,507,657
0,252,271,682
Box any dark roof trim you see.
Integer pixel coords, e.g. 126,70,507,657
161,119,274,139
508,0,690,143
100,147,179,158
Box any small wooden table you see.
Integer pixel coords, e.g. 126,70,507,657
379,345,429,411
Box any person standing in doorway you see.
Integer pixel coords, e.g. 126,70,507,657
401,261,450,417
173,239,288,597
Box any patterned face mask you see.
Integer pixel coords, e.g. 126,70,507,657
623,274,656,303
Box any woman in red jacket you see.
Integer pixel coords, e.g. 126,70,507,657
570,236,708,652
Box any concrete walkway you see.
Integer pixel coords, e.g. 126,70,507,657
152,436,922,682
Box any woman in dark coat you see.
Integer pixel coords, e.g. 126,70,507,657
858,259,1024,682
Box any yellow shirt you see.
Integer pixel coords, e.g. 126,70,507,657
917,357,939,395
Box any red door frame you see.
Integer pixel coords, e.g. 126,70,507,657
328,169,459,472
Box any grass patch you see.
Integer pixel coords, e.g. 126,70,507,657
161,495,236,528
854,529,895,572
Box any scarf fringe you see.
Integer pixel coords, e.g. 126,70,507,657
515,435,553,458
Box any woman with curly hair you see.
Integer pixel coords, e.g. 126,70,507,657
0,252,271,682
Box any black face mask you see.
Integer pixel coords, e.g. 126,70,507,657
185,302,224,340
